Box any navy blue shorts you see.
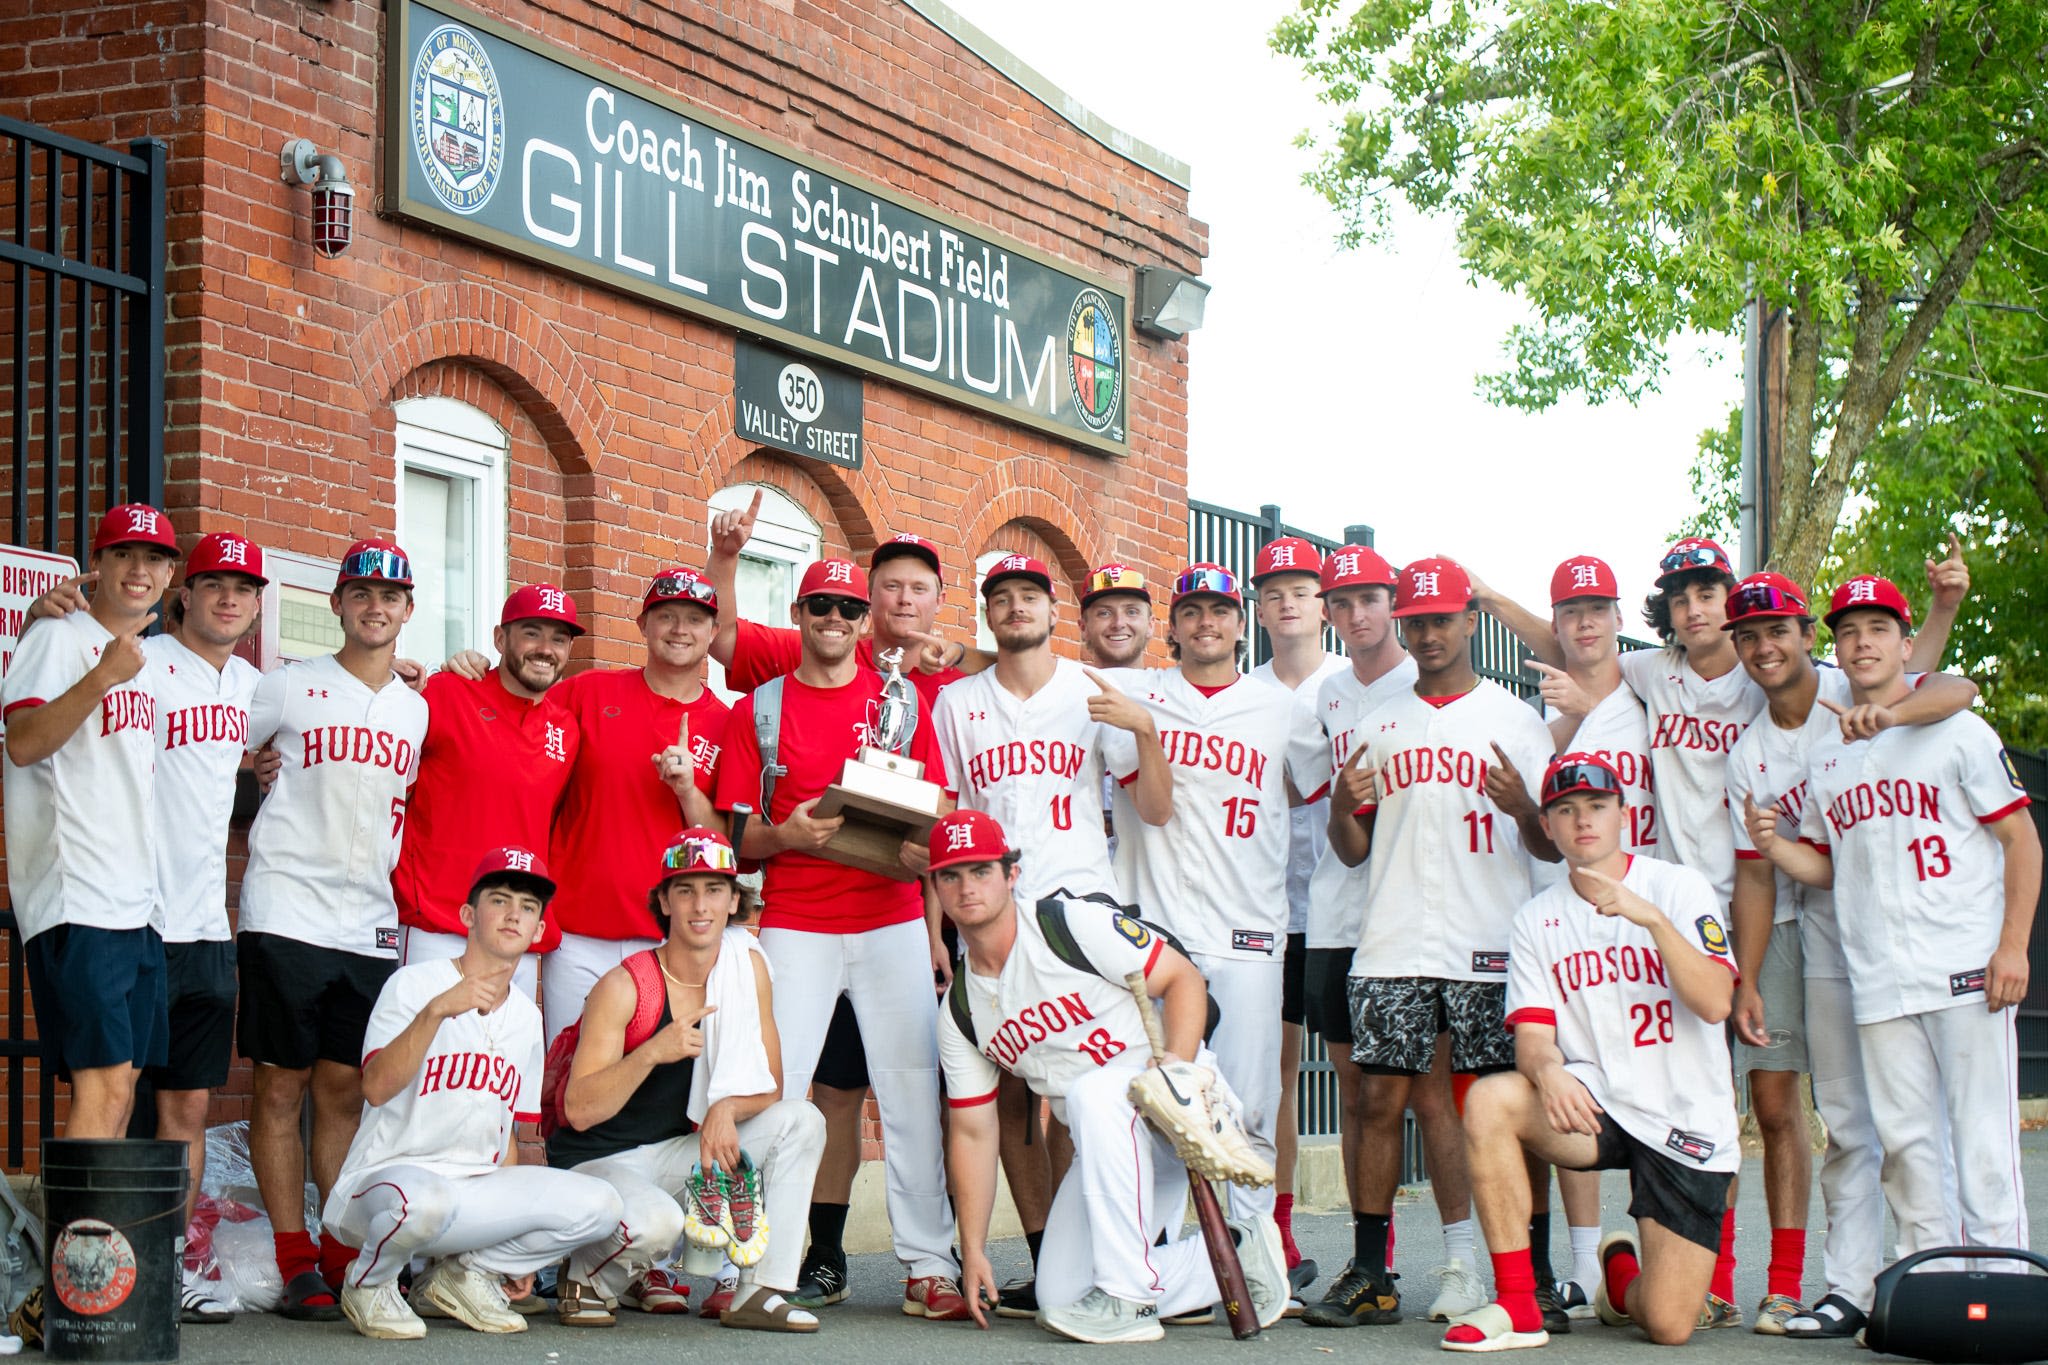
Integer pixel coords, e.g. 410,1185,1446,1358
26,923,168,1079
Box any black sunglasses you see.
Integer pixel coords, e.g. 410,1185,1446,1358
802,595,868,620
1542,763,1626,804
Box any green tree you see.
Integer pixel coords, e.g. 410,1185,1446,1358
1272,0,2047,589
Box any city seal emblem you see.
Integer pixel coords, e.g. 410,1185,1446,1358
1065,287,1124,439
409,23,505,214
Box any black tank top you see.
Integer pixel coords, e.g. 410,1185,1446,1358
546,995,697,1168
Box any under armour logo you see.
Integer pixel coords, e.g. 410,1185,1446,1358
544,723,567,762
967,709,987,721
306,688,329,698
216,539,248,565
503,849,535,871
126,507,159,533
945,823,978,852
1268,545,1298,566
1570,563,1601,588
537,587,567,612
1411,570,1441,595
824,562,853,584
1846,579,1878,603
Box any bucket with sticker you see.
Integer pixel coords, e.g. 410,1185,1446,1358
40,1140,186,1362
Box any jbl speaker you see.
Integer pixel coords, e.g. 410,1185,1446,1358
1865,1247,2048,1363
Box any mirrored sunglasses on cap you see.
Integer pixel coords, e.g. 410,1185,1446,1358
648,574,717,605
660,835,738,875
1725,580,1808,622
1086,566,1149,596
1658,542,1729,576
339,547,412,582
1173,566,1238,598
1541,757,1626,806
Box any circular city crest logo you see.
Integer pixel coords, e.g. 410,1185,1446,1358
1065,288,1123,437
409,24,504,215
50,1218,138,1316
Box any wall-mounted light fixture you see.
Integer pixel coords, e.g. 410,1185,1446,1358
279,138,356,258
1134,265,1210,339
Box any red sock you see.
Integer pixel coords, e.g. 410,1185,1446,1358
1275,1194,1302,1268
274,1229,318,1280
1767,1228,1805,1300
318,1232,356,1291
1444,1249,1540,1342
1604,1243,1641,1313
1711,1209,1737,1303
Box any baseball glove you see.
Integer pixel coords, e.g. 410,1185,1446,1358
1126,1061,1275,1188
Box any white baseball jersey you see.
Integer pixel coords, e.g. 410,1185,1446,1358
1100,668,1329,961
1506,855,1740,1173
933,658,1120,904
323,958,543,1221
1797,710,2031,1024
148,634,261,944
243,653,428,957
1251,653,1349,936
938,898,1160,1123
1350,679,1554,982
1304,655,1419,949
0,612,160,941
1619,649,1764,904
1561,681,1659,857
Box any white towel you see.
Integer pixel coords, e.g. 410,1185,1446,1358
687,927,778,1125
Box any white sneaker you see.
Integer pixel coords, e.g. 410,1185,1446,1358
1428,1259,1489,1321
1224,1212,1293,1330
341,1281,426,1340
1037,1288,1165,1344
421,1260,527,1334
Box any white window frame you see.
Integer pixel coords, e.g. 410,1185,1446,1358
707,482,821,701
972,549,1010,652
258,549,344,668
393,396,507,666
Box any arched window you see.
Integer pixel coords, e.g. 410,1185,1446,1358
393,397,507,666
971,549,1010,652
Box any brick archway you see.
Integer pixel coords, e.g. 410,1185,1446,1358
958,458,1103,593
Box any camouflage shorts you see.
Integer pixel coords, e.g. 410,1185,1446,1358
1345,975,1513,1075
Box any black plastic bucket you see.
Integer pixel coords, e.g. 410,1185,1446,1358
40,1138,187,1362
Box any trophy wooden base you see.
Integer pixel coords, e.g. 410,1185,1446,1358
812,749,945,881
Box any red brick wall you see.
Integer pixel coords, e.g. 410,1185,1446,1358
0,0,1201,1169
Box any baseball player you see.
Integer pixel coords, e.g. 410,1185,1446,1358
549,828,827,1333
1247,537,1347,1286
3,504,178,1145
393,584,583,998
1750,576,2039,1269
238,538,431,1317
712,557,969,1320
933,553,1170,1314
1443,753,1740,1351
1311,557,1557,1331
1080,564,1156,671
1098,562,1328,1230
931,810,1290,1343
324,846,624,1340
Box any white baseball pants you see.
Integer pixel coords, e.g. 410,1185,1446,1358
541,931,661,1044
399,926,538,999
333,1165,622,1288
1192,952,1281,1219
1804,976,1887,1308
760,918,956,1277
565,1098,825,1298
1858,1004,2027,1257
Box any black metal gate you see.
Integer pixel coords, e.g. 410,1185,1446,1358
0,114,167,1166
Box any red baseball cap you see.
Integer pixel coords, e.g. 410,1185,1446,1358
1251,536,1323,584
1319,544,1397,596
92,503,178,555
1539,752,1627,808
502,583,584,635
981,553,1054,598
337,539,414,589
1170,562,1241,608
927,810,1012,872
1824,575,1914,630
799,558,869,602
872,533,942,578
1391,557,1473,618
1549,555,1620,605
641,567,719,617
1655,537,1734,587
654,827,740,886
467,845,557,903
184,531,267,584
1721,572,1811,630
1081,563,1153,608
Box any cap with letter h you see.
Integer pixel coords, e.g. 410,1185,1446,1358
981,554,1054,598
799,558,870,603
92,503,179,555
1549,555,1619,606
1251,536,1323,585
1391,557,1473,619
1824,575,1914,630
641,567,718,618
871,533,943,578
503,583,583,635
467,845,556,904
185,531,268,585
927,809,1012,871
1319,544,1397,596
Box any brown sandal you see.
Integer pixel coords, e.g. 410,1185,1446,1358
556,1277,617,1328
720,1285,820,1333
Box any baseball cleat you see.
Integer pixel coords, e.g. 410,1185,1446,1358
341,1281,426,1340
724,1153,768,1268
683,1161,731,1250
1037,1288,1164,1344
1429,1258,1489,1321
1125,1062,1276,1187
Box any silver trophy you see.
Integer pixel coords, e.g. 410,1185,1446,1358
813,646,946,880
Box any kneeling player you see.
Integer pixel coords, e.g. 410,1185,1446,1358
324,848,625,1339
1445,756,1738,1351
933,810,1289,1344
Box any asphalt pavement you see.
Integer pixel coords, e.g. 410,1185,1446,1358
170,1129,2045,1364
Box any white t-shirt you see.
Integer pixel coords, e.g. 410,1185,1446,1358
938,897,1160,1123
933,658,1120,905
0,613,160,941
323,958,543,1221
1304,655,1418,950
1100,668,1329,961
1618,649,1765,905
1349,680,1555,982
1506,855,1740,1173
1797,710,2031,1024
1251,653,1349,936
149,634,262,944
243,653,428,956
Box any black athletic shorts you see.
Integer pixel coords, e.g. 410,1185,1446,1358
236,931,395,1069
148,939,237,1091
1281,932,1308,1025
1570,1112,1734,1254
25,923,167,1079
1347,975,1513,1075
1303,947,1356,1044
812,993,869,1091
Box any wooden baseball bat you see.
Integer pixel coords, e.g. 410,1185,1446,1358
1123,970,1260,1340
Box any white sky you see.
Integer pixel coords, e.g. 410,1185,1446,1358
942,0,1739,615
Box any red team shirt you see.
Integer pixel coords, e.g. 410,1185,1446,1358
724,619,962,705
392,670,580,949
547,668,729,941
713,668,951,934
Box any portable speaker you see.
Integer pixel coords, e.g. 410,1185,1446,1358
1864,1246,2048,1364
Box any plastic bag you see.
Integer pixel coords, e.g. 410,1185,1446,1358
198,1121,322,1314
